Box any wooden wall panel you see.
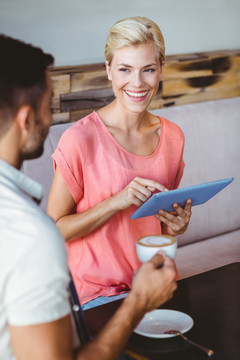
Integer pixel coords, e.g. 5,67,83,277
71,70,111,92
50,49,240,124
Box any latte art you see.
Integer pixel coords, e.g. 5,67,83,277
138,235,175,247
136,235,177,262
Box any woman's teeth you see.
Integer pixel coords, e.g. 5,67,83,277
125,90,148,98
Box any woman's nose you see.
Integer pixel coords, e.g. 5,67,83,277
131,71,143,87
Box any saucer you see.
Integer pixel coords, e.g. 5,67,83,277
134,309,194,338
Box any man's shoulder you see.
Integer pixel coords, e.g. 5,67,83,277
1,199,66,266
23,207,66,255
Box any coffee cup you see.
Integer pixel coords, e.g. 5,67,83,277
136,235,177,263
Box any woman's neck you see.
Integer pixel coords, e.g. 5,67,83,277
98,100,153,133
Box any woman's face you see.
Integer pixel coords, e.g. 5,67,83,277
106,42,163,114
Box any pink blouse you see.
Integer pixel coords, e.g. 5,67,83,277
52,112,185,304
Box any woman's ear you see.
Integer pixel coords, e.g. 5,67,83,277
157,60,165,82
105,61,112,81
160,60,165,73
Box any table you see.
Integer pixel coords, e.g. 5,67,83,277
84,263,240,360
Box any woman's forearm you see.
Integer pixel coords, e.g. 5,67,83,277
56,194,121,241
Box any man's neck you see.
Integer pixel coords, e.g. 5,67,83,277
0,127,22,169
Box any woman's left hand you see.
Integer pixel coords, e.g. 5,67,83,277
156,199,192,236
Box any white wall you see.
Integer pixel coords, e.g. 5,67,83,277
0,0,240,66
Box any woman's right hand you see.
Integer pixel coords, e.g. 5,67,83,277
113,176,168,211
48,171,167,241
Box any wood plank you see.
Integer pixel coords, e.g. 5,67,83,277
161,87,240,108
52,112,70,125
71,70,111,92
51,96,60,112
162,78,201,97
61,88,114,112
162,72,239,97
64,87,240,124
47,49,240,123
51,74,70,96
70,109,95,122
50,62,105,75
163,59,213,80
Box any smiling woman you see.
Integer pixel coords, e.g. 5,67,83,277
47,16,192,310
105,42,162,118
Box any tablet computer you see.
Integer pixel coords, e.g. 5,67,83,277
130,177,234,219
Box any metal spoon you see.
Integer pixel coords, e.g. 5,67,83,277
164,330,214,357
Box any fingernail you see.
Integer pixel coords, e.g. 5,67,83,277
164,188,169,192
157,250,166,256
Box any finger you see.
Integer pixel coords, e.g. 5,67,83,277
130,182,153,199
130,189,152,206
156,211,183,231
173,202,192,222
184,199,192,211
148,250,166,268
146,186,156,192
164,255,176,269
173,200,192,214
158,209,178,221
135,177,168,193
172,203,187,216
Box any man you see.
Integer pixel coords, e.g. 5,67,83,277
0,34,177,360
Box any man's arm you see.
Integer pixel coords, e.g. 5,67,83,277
9,315,73,360
10,253,176,360
77,252,177,360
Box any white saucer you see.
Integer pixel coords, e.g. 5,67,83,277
134,309,194,338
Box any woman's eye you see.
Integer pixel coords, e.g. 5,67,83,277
119,68,129,72
144,68,155,73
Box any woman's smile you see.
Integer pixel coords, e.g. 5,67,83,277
124,90,150,102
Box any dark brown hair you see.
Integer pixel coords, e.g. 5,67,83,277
0,34,54,136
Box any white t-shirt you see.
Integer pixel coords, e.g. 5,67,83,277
0,160,71,360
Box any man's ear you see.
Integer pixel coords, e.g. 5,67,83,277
15,105,33,133
105,61,112,81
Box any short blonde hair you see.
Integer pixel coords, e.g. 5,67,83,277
105,16,165,66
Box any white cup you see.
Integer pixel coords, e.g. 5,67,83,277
136,235,177,263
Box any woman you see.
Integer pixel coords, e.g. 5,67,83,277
47,16,192,309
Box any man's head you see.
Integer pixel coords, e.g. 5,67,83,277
0,35,54,166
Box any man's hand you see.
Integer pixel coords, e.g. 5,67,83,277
131,251,177,313
75,253,177,360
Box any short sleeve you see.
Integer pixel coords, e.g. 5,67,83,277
52,126,84,204
5,215,71,326
174,158,185,188
161,118,185,190
173,127,185,188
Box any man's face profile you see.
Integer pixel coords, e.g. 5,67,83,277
20,72,53,161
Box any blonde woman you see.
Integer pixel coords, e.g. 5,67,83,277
47,17,192,309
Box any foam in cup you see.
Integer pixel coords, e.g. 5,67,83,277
137,235,175,247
